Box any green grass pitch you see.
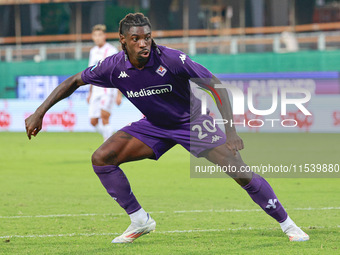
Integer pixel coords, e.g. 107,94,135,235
0,132,339,254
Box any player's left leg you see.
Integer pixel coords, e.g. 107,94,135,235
100,109,112,141
202,145,309,241
89,95,105,138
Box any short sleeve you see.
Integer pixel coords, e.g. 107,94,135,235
81,56,114,88
170,53,213,85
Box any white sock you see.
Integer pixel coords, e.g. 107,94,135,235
94,124,103,136
129,208,148,224
102,124,112,141
279,216,295,232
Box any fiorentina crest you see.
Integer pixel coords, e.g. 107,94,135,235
156,65,167,77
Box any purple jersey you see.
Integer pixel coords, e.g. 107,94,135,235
81,45,212,127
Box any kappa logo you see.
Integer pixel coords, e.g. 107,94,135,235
266,199,278,209
156,65,167,77
179,54,186,64
211,135,222,143
118,71,129,78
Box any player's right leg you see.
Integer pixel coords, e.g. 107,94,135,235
91,130,156,243
99,93,114,141
89,95,105,138
203,144,309,242
90,118,99,127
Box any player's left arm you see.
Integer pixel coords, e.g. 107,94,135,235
175,53,244,153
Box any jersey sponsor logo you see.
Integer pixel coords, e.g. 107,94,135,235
156,65,167,77
118,71,129,78
126,84,172,98
211,135,222,143
179,54,186,64
266,199,278,209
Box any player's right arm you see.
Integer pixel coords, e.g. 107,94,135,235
25,72,86,140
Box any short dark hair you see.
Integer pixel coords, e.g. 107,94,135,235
119,13,151,35
119,13,161,57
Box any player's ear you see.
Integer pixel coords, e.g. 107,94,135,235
119,34,126,45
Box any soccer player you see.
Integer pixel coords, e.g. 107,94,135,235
25,13,309,243
87,24,122,141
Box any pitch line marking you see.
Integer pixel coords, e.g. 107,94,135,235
1,207,339,219
1,225,339,239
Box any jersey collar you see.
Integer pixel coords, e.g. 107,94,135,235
125,48,154,70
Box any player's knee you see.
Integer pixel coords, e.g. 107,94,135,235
92,146,121,166
230,148,246,165
92,149,110,166
101,110,110,122
217,146,243,166
91,150,103,166
101,118,109,125
90,119,98,126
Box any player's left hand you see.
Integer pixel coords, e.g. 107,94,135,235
226,130,244,156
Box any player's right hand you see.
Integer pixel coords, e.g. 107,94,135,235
25,113,43,140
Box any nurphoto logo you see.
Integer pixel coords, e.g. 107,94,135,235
200,84,312,128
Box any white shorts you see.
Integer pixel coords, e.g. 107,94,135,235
88,89,116,118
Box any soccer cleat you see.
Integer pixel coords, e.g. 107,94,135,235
284,223,309,242
111,214,156,243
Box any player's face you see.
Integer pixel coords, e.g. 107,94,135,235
92,30,106,47
120,25,152,68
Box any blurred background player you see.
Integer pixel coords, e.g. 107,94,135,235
87,24,122,141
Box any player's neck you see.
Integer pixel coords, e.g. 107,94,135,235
97,42,106,48
129,56,149,70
